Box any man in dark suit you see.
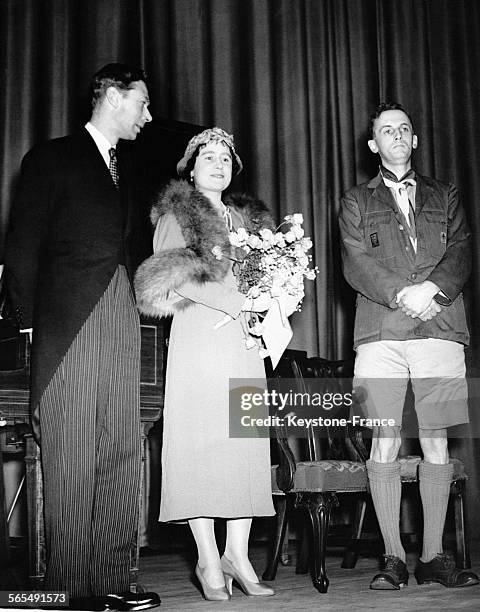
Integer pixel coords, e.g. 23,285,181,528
339,102,478,591
4,63,160,611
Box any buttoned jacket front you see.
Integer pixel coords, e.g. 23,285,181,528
339,172,471,348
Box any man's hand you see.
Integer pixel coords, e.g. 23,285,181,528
418,300,442,321
396,281,439,318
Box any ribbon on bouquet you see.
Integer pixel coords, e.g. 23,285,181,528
261,292,302,368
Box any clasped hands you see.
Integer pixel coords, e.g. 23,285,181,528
396,280,441,321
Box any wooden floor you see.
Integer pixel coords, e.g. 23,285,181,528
138,544,480,612
5,538,480,611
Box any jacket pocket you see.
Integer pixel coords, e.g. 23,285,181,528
364,210,397,260
418,210,447,258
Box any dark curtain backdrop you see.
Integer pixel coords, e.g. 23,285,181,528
2,0,480,538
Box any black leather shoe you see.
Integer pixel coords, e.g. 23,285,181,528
370,555,409,590
103,591,160,611
68,596,107,611
415,553,479,588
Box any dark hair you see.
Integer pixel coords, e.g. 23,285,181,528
181,145,200,179
90,63,147,109
369,102,414,138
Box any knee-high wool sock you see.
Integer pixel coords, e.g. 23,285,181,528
366,459,405,562
419,460,453,563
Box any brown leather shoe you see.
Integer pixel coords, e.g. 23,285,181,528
370,555,409,590
415,553,479,588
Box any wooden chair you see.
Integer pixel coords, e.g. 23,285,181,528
263,351,471,594
263,352,368,593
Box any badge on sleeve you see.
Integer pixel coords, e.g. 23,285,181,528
440,231,447,244
370,232,379,247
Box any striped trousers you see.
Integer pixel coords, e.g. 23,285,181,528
39,266,141,598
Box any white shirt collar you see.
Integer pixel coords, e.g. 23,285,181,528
85,122,115,167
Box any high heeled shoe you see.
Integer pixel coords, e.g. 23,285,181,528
195,563,231,601
221,556,275,597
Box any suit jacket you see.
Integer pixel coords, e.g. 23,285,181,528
339,172,471,348
4,129,151,420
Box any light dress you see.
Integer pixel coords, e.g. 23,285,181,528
155,206,275,521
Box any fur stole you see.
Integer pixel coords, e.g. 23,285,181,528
134,179,274,318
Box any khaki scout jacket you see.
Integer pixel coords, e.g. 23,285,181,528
339,172,471,348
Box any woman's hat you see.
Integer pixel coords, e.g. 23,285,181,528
176,126,243,176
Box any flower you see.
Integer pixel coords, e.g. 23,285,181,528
259,228,275,247
264,254,276,266
229,227,249,247
291,225,304,240
284,213,304,225
247,234,262,249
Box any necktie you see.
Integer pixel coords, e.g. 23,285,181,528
383,176,417,251
109,147,119,189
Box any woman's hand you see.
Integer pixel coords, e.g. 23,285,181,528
243,292,272,312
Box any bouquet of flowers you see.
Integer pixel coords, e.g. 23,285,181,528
226,213,317,305
212,213,318,366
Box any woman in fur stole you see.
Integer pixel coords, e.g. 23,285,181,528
135,128,275,601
